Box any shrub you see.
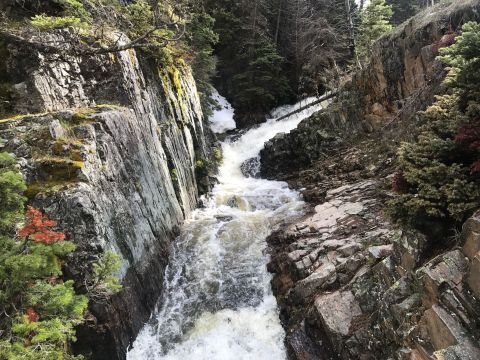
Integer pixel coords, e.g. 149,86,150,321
0,153,26,232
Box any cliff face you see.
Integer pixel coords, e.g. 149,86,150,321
0,31,214,359
260,0,480,179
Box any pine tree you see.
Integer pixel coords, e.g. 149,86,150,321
231,40,293,117
185,0,219,117
356,0,394,61
204,0,294,125
389,22,480,228
0,153,26,232
386,0,420,25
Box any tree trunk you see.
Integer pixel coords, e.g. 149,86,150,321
344,0,357,59
274,0,283,45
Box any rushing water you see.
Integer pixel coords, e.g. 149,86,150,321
127,95,324,360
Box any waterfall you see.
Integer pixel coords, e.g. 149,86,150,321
127,95,323,359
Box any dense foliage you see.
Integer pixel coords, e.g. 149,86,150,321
389,22,480,228
0,152,121,359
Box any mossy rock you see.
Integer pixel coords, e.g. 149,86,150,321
51,139,85,160
35,157,84,181
59,105,121,129
25,180,76,200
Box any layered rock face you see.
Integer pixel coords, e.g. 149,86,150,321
0,31,214,359
260,0,480,178
267,138,480,360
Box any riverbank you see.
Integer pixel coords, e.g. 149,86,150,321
260,1,480,356
266,132,480,359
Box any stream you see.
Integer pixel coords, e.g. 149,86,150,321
127,95,324,359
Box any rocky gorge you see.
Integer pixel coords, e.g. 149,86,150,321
260,0,480,359
1,0,480,359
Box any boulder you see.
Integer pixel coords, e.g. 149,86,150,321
314,291,362,350
462,211,480,260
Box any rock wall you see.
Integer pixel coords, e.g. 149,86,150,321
0,30,214,359
262,1,480,359
260,0,480,178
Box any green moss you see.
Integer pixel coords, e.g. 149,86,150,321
0,112,29,124
169,66,183,98
195,159,205,169
25,180,76,200
51,140,84,161
30,14,87,31
213,147,223,162
35,157,84,181
159,68,171,98
57,104,119,130
170,168,178,182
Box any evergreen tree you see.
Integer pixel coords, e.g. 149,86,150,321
0,153,26,232
231,40,293,118
185,0,219,117
0,153,122,358
204,0,294,125
389,22,480,228
356,0,394,60
386,0,420,25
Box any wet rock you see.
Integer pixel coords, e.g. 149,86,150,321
240,156,261,178
215,215,234,222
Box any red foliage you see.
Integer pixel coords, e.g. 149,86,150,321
18,206,65,244
392,171,409,193
455,121,480,173
26,308,39,323
455,122,480,151
471,160,480,174
432,31,457,54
